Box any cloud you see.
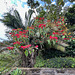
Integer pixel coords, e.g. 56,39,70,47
61,1,71,12
21,2,27,8
73,1,75,4
21,0,27,2
18,0,21,2
0,0,8,14
11,0,17,5
51,1,55,5
0,23,8,40
69,4,73,7
15,1,30,24
64,2,70,7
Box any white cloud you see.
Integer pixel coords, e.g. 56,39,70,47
21,0,27,2
51,1,55,5
64,2,70,7
0,23,8,40
69,4,73,7
73,1,75,4
15,1,30,24
0,0,8,14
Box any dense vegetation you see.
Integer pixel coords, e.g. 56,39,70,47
0,0,75,75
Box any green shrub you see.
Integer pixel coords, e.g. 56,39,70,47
34,56,75,68
41,48,67,59
10,68,22,75
65,40,75,57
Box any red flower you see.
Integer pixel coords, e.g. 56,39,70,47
64,38,69,40
64,38,66,40
23,35,28,38
7,47,14,50
47,20,50,22
9,33,12,34
72,38,75,40
34,17,38,19
56,41,58,42
49,36,58,40
62,19,64,21
52,32,56,35
13,41,22,45
60,30,64,32
55,25,60,26
39,41,42,43
29,27,34,29
43,24,46,27
35,45,38,48
38,24,46,29
21,44,31,49
49,36,52,40
62,33,65,35
15,34,20,38
12,29,17,31
54,37,58,40
19,31,23,34
39,17,44,20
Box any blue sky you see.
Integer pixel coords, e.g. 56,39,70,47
0,0,75,42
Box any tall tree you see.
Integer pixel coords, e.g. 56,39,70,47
65,4,75,26
27,0,40,9
0,9,34,29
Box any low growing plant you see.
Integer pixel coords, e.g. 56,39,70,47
34,56,75,68
10,68,22,75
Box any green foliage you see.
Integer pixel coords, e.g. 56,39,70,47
27,0,39,8
0,9,34,30
34,56,75,68
41,48,66,59
0,53,21,74
37,10,46,18
11,68,22,75
65,4,75,26
25,9,34,28
0,10,25,29
65,40,75,57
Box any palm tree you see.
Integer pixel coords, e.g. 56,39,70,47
25,9,35,29
0,9,34,29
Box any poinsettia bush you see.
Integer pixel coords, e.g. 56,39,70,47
7,17,74,67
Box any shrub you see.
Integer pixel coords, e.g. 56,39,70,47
65,40,75,57
34,56,75,68
10,68,22,75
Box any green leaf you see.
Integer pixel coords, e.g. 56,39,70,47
62,36,65,39
52,40,55,46
32,49,34,52
25,50,28,57
47,39,51,46
29,50,32,55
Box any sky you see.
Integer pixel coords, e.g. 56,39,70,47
0,0,75,42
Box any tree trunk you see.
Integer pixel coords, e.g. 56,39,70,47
21,49,27,67
30,52,34,67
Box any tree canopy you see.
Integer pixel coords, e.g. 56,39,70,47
65,4,75,26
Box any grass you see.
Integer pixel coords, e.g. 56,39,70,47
0,52,21,75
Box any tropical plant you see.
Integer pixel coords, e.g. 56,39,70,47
0,9,34,29
0,10,24,29
7,17,73,68
25,9,35,29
